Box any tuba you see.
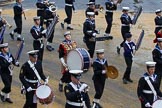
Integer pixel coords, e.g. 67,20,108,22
105,65,119,79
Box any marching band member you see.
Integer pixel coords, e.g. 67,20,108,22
83,12,98,59
85,2,98,17
44,4,57,51
61,0,74,30
0,9,6,44
92,49,108,108
137,61,162,108
64,70,91,108
153,29,162,43
117,7,132,54
152,38,162,89
10,0,24,41
104,0,117,37
0,43,19,103
58,31,77,92
36,0,48,26
122,33,136,84
19,50,48,108
30,16,46,61
154,9,162,38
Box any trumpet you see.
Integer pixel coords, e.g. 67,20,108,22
2,18,12,29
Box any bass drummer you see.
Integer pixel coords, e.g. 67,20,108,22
58,31,77,92
137,61,162,108
19,50,48,108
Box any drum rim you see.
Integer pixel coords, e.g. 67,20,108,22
152,99,162,107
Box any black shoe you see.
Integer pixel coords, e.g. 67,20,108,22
5,98,13,103
123,79,128,84
17,37,22,41
9,33,14,40
61,23,64,29
59,84,63,92
127,79,133,83
46,45,54,51
0,94,5,102
117,46,120,54
67,27,74,30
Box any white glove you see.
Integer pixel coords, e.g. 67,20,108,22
79,84,88,92
27,87,33,92
41,29,47,34
8,57,13,63
92,33,96,37
102,70,106,74
60,58,67,67
44,78,48,85
132,46,136,50
15,61,19,66
145,102,151,107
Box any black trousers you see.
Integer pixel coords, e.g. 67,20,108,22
61,71,71,83
46,20,54,43
1,73,12,93
155,67,162,89
105,12,113,34
33,40,44,61
64,6,73,24
123,56,133,80
23,91,37,108
37,10,45,26
85,41,96,58
14,17,22,34
120,26,130,47
93,77,106,99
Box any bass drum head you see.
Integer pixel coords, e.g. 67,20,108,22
36,85,51,99
152,99,162,108
67,49,83,70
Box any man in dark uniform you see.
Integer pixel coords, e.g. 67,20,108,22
85,2,98,17
117,7,132,54
58,31,77,92
92,49,108,108
83,12,98,59
61,0,74,30
122,33,136,84
64,70,91,108
137,61,162,108
44,5,57,51
104,0,117,37
0,43,19,103
36,0,48,26
10,0,24,41
30,16,46,61
154,9,162,37
19,50,48,108
152,38,162,89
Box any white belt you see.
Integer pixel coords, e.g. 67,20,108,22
67,100,83,107
156,25,162,27
106,10,113,12
65,4,73,7
122,24,130,26
25,78,38,83
35,38,43,41
37,8,44,10
47,19,53,21
143,90,153,94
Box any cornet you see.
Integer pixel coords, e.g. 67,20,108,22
2,18,12,29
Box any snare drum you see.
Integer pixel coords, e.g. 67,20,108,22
152,99,162,108
36,85,54,104
67,48,91,70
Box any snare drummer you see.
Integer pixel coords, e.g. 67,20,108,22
137,61,162,108
92,49,108,108
58,31,76,92
64,70,91,108
19,50,48,108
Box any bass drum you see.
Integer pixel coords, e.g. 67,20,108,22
67,48,91,71
152,99,162,108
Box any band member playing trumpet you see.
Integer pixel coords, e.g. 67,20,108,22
19,50,48,108
104,0,117,37
30,16,46,61
137,61,162,108
64,70,91,108
154,9,162,38
10,0,24,41
61,0,74,30
83,12,98,59
58,31,77,92
92,49,108,108
152,38,162,89
85,2,98,17
122,33,136,84
0,43,19,103
117,7,132,54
